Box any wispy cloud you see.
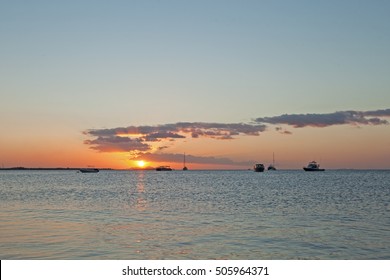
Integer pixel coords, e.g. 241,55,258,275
275,127,292,135
254,109,390,128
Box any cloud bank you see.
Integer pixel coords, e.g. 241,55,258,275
86,122,267,139
254,109,390,128
84,122,267,153
83,109,389,165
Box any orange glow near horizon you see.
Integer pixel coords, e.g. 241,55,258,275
1,122,390,170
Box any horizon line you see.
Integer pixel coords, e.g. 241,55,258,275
1,167,389,171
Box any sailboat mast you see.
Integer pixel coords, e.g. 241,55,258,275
183,152,188,170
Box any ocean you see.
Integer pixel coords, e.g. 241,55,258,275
0,169,389,259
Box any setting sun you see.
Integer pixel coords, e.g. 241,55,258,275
137,160,146,168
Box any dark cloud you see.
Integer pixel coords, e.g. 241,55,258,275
84,136,150,153
83,109,389,156
83,122,267,153
364,109,390,116
254,109,390,128
86,122,266,140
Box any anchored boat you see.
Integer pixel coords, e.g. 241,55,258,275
156,166,173,171
267,152,277,171
254,163,265,172
303,161,325,171
79,168,99,173
183,153,188,171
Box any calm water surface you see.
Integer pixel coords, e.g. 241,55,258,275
0,170,389,259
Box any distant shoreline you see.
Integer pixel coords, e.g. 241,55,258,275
0,167,113,171
0,167,389,171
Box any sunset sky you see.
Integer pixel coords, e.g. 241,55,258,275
1,0,389,169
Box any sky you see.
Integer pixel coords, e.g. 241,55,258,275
1,0,390,169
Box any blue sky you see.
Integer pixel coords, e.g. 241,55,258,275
1,0,389,168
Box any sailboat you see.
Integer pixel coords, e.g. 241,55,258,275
267,153,276,170
183,153,188,170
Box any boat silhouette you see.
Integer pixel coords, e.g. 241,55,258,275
183,153,188,170
254,163,265,172
156,166,172,171
303,161,325,171
79,168,99,173
267,152,277,170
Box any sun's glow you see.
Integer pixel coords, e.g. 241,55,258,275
137,160,146,168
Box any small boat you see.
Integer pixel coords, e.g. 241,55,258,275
267,165,276,171
156,166,173,171
79,168,99,173
267,152,277,170
303,161,325,171
254,163,265,172
183,153,188,171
